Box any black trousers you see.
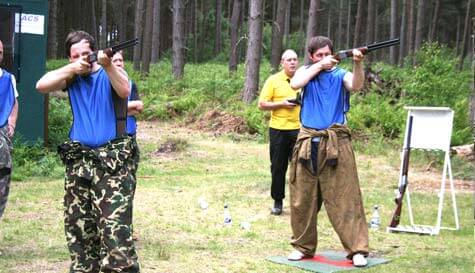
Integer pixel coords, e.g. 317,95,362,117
269,127,299,201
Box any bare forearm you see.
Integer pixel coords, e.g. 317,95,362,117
290,64,323,89
104,65,130,98
8,99,18,127
351,61,364,91
36,64,75,93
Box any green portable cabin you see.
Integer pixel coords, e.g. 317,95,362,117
0,0,48,143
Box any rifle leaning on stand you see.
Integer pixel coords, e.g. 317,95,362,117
389,115,414,228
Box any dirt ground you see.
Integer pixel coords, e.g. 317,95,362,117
137,118,474,194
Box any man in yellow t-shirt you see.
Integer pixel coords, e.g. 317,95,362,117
258,49,300,215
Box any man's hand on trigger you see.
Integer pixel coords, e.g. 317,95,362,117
318,55,339,70
72,56,91,75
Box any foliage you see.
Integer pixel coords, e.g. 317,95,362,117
48,97,72,148
375,43,472,145
45,42,472,155
11,138,63,181
348,93,406,138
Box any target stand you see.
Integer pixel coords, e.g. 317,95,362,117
387,107,460,235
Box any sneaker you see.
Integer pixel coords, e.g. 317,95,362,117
352,253,367,267
271,200,283,215
287,250,306,261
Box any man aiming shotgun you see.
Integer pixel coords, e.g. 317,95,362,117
286,38,400,105
36,31,141,273
286,35,399,267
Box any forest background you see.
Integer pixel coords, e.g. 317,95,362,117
8,0,473,179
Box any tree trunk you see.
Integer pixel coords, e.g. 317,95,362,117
353,0,365,47
428,0,440,43
299,0,305,33
91,0,98,41
141,0,154,74
193,0,198,62
337,0,343,49
398,0,407,66
471,18,475,133
47,0,58,59
215,0,223,55
133,0,144,71
455,14,461,55
458,0,471,70
242,0,263,103
270,0,289,72
346,0,351,48
283,0,290,45
151,0,161,63
414,0,426,55
326,6,331,38
172,0,186,79
229,0,242,72
365,0,374,44
239,0,247,62
304,0,321,64
100,0,107,48
389,0,397,64
406,0,415,58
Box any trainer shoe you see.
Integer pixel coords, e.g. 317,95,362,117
352,253,368,267
287,249,306,261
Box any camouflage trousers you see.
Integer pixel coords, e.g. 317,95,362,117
289,125,369,259
0,126,13,220
58,136,140,273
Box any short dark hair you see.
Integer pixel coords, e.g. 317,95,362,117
65,30,96,57
307,36,333,55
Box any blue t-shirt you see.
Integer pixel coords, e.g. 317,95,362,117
0,70,15,128
126,81,139,135
300,67,350,130
68,68,117,148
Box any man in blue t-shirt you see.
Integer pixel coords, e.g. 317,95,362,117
0,39,19,221
286,36,369,267
36,31,140,273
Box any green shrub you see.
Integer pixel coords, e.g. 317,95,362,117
12,138,63,181
48,97,72,148
348,93,406,138
399,43,471,145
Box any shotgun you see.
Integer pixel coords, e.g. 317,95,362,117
87,38,139,63
388,115,414,228
334,38,400,61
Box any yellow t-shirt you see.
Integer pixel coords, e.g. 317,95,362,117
258,70,301,130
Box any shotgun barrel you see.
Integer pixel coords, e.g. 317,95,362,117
88,38,139,63
335,38,400,61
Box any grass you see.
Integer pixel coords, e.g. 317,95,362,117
0,121,473,273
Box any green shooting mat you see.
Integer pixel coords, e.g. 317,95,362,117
267,250,389,273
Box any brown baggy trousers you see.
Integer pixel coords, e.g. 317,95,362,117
288,125,368,259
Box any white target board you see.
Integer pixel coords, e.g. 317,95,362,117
403,106,454,152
